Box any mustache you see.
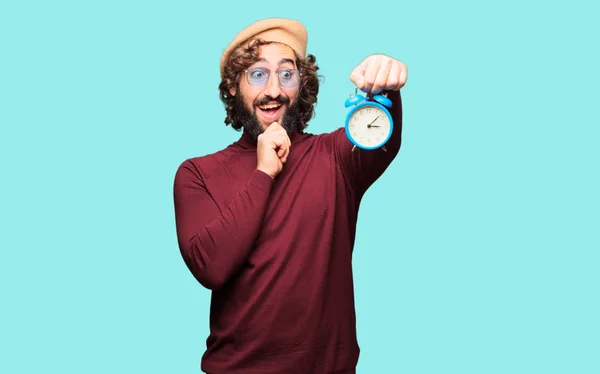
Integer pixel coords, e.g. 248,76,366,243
254,95,290,106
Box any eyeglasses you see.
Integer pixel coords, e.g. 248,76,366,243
244,67,301,88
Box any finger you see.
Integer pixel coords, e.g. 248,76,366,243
274,131,290,148
278,147,286,158
281,146,290,163
278,133,290,152
386,62,403,91
349,58,369,90
277,143,288,162
284,135,292,159
275,132,289,147
266,121,280,133
372,58,392,94
361,57,382,93
398,63,408,89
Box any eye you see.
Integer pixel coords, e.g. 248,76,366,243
249,68,267,79
279,69,293,80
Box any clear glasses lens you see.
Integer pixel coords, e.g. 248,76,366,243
246,67,300,88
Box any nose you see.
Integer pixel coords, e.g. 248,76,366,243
263,72,281,98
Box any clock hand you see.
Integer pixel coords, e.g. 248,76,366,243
367,124,381,128
367,115,380,126
366,115,381,129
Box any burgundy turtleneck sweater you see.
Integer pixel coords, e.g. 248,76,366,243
173,91,402,373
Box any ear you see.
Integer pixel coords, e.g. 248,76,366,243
229,86,236,96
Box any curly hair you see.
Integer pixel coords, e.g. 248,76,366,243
219,39,321,131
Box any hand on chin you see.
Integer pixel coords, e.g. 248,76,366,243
259,115,283,130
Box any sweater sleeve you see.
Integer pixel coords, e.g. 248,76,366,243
173,160,274,290
333,90,403,196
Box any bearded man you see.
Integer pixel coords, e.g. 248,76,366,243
173,17,408,374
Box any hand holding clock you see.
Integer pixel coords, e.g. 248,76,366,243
349,54,408,94
344,54,407,151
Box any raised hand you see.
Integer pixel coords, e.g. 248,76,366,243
349,54,408,94
256,122,291,179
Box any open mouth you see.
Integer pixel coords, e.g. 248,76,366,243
258,103,282,113
256,103,284,121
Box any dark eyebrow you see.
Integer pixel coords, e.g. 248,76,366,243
255,57,296,67
279,58,295,66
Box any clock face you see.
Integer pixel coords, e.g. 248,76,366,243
346,103,392,149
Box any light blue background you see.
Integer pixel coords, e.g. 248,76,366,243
1,1,598,373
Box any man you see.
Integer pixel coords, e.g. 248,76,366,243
173,17,407,373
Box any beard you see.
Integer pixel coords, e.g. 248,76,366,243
231,91,302,141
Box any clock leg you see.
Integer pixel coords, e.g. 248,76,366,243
352,145,356,152
381,145,387,152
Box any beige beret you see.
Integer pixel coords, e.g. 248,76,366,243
220,18,308,79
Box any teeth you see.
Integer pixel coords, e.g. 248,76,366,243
259,104,281,110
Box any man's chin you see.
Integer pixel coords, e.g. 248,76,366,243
256,111,285,128
233,97,300,141
262,119,281,128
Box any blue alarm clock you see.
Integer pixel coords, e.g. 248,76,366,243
344,88,393,151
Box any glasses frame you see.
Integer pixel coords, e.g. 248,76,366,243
244,66,302,89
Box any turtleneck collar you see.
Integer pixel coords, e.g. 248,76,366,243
236,128,302,149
